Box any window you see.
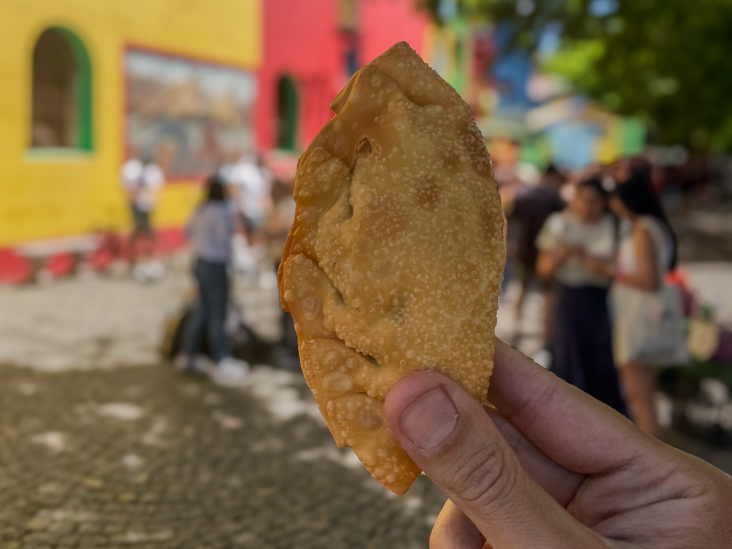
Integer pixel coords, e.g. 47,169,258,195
31,28,92,149
276,76,298,150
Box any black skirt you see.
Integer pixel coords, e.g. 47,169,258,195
548,284,628,415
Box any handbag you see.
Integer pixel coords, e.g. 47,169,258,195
613,282,689,366
687,317,720,362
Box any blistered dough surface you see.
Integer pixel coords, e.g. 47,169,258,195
279,42,505,495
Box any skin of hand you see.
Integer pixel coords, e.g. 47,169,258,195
582,255,615,278
537,245,584,280
559,244,587,263
383,340,732,549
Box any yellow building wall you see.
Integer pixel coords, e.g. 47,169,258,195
0,0,261,246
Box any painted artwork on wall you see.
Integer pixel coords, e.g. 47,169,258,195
125,49,257,179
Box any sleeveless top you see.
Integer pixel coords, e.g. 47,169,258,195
613,216,687,366
617,216,673,284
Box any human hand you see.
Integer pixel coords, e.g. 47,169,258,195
383,340,732,548
582,255,614,278
555,244,583,264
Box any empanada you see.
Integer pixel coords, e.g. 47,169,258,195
278,42,505,495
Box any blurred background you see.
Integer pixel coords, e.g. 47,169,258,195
0,0,731,547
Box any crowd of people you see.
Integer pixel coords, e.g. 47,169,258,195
119,150,732,546
124,145,687,428
164,154,298,386
505,157,685,437
120,147,297,385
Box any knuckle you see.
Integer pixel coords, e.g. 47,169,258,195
446,445,515,508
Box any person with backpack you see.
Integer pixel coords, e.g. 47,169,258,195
175,174,250,386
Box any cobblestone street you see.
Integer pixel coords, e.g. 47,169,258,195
1,240,731,548
0,365,445,549
0,262,447,549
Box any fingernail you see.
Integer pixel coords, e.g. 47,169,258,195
398,387,458,450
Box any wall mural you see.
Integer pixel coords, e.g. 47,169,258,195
125,49,257,178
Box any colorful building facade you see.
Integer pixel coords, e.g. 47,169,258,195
257,0,429,152
0,0,261,250
0,0,436,281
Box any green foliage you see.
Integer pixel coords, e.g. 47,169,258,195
542,39,604,92
421,0,732,151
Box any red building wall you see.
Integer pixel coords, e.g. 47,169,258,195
257,0,340,153
257,0,428,153
359,0,428,66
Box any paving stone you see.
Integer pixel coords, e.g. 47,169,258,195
0,364,446,548
1,242,730,548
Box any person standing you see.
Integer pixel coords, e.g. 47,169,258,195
120,152,165,281
610,165,679,437
510,165,566,346
264,179,300,368
225,154,273,243
536,177,627,414
176,174,250,386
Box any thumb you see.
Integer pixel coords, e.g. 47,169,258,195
384,371,602,548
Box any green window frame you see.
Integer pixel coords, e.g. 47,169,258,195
30,27,92,151
276,75,299,151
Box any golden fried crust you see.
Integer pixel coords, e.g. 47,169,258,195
278,42,505,495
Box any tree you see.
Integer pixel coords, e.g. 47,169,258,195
421,0,732,151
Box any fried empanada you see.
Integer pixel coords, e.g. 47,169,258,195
278,42,505,495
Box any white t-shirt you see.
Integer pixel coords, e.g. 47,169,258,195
121,159,165,212
225,159,272,222
536,211,616,288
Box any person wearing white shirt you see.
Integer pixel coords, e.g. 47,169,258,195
120,154,166,280
176,174,250,386
536,176,627,415
223,154,272,239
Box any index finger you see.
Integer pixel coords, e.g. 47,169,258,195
488,340,649,475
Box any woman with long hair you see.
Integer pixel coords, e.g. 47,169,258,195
536,177,627,414
611,164,678,437
176,174,250,385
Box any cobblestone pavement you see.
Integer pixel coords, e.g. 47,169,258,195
0,261,448,548
0,364,446,549
1,237,732,548
0,258,285,373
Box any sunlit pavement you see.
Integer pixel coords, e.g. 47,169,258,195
0,253,281,373
0,366,444,549
0,260,448,548
0,240,731,548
